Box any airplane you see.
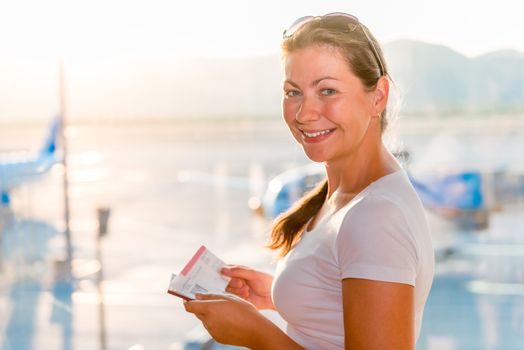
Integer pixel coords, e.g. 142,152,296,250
256,162,490,231
177,149,491,231
0,117,62,207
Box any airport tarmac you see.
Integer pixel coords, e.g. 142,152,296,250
1,118,524,349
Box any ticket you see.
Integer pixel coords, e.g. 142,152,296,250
167,245,231,301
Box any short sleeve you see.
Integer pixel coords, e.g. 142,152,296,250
335,195,419,286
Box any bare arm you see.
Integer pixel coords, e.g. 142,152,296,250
249,315,304,350
342,278,415,350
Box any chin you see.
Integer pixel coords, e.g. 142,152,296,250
303,151,329,163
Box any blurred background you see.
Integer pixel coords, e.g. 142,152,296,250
1,0,523,349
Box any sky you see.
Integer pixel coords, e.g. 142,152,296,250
1,0,522,60
0,0,523,121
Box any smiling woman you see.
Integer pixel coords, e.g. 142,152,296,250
183,12,435,350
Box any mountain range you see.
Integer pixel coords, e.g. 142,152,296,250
148,39,524,118
384,40,524,115
1,39,523,121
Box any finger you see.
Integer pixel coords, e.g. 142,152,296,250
194,313,205,322
184,306,206,321
195,293,228,301
225,286,249,299
225,285,247,293
183,301,194,313
221,265,254,279
184,300,210,314
227,278,246,289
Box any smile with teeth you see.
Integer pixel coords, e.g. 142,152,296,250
302,129,335,138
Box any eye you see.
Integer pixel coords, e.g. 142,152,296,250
284,90,301,98
320,88,337,96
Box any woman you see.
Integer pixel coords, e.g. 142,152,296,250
184,13,434,349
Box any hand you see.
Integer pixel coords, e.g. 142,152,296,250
221,265,275,310
184,293,267,348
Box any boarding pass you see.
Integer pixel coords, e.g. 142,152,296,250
167,245,231,300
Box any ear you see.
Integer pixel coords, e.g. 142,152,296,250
373,76,389,116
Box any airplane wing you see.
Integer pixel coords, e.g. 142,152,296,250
0,117,62,206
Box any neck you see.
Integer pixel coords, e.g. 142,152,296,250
324,132,400,200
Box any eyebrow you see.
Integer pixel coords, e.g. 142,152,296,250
284,76,339,88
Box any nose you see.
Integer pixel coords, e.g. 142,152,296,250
295,95,321,123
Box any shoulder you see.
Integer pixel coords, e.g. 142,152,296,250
331,170,427,254
334,191,420,259
338,170,426,236
340,192,410,232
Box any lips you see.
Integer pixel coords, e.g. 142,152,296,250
300,128,336,143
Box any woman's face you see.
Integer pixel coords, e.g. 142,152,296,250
282,45,379,164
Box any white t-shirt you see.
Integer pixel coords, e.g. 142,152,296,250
272,169,435,349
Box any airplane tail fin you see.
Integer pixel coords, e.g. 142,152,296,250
38,116,61,160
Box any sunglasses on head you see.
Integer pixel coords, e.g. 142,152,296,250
283,12,385,77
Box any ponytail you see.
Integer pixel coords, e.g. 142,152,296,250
268,179,328,256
